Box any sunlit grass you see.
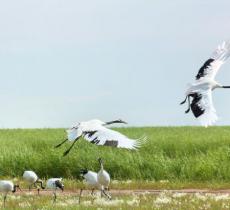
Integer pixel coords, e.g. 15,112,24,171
1,127,230,209
0,127,229,179
1,190,230,210
1,127,230,182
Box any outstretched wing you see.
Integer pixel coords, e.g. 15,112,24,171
66,128,82,141
196,41,230,80
190,90,217,127
83,127,146,150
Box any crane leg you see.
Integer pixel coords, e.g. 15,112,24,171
63,139,78,156
185,96,191,113
54,139,68,148
180,96,188,105
79,189,83,204
102,190,111,200
3,195,6,208
91,188,95,196
33,183,39,195
53,192,57,203
100,190,103,198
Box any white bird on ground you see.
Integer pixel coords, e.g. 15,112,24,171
46,178,64,203
79,168,101,204
23,170,45,194
0,180,21,207
55,119,146,156
181,41,230,127
97,158,111,199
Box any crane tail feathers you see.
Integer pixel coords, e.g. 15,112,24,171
198,109,218,127
132,135,148,150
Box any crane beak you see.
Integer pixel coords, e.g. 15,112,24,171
118,119,127,124
105,119,128,125
223,86,230,88
98,157,103,164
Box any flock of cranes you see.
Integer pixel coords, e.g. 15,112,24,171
0,158,109,207
0,40,230,207
0,118,141,207
79,158,111,203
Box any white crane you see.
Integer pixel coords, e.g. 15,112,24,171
97,158,111,199
0,180,21,208
23,170,45,194
79,168,100,204
181,41,230,127
55,119,146,156
46,178,64,203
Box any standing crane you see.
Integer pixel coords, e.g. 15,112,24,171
0,180,21,208
46,178,64,203
79,168,100,204
97,158,111,199
23,170,45,194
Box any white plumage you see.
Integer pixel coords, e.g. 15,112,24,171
97,158,111,199
46,178,64,203
81,170,100,190
181,41,230,127
79,169,101,203
0,180,20,207
55,119,147,156
23,171,38,184
23,170,45,194
0,181,14,193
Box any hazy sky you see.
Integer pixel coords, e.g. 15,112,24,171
0,0,230,128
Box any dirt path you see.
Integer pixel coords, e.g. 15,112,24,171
15,189,230,196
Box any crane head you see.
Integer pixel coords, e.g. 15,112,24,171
98,157,103,165
55,180,64,192
12,184,22,193
117,119,128,124
80,168,88,176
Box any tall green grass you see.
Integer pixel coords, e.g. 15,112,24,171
1,127,230,181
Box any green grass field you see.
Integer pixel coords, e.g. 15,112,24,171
1,126,230,184
1,127,230,209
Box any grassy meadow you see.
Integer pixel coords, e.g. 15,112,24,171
0,126,230,186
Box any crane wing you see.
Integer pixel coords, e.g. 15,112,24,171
196,41,230,80
66,128,82,141
190,90,217,127
83,127,146,150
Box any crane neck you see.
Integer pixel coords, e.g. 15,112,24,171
36,179,45,189
12,185,17,193
105,120,127,125
12,185,20,193
100,162,104,170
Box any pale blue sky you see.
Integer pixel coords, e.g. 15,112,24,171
0,0,230,128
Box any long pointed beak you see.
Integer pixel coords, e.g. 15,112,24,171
121,120,128,124
223,86,230,88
